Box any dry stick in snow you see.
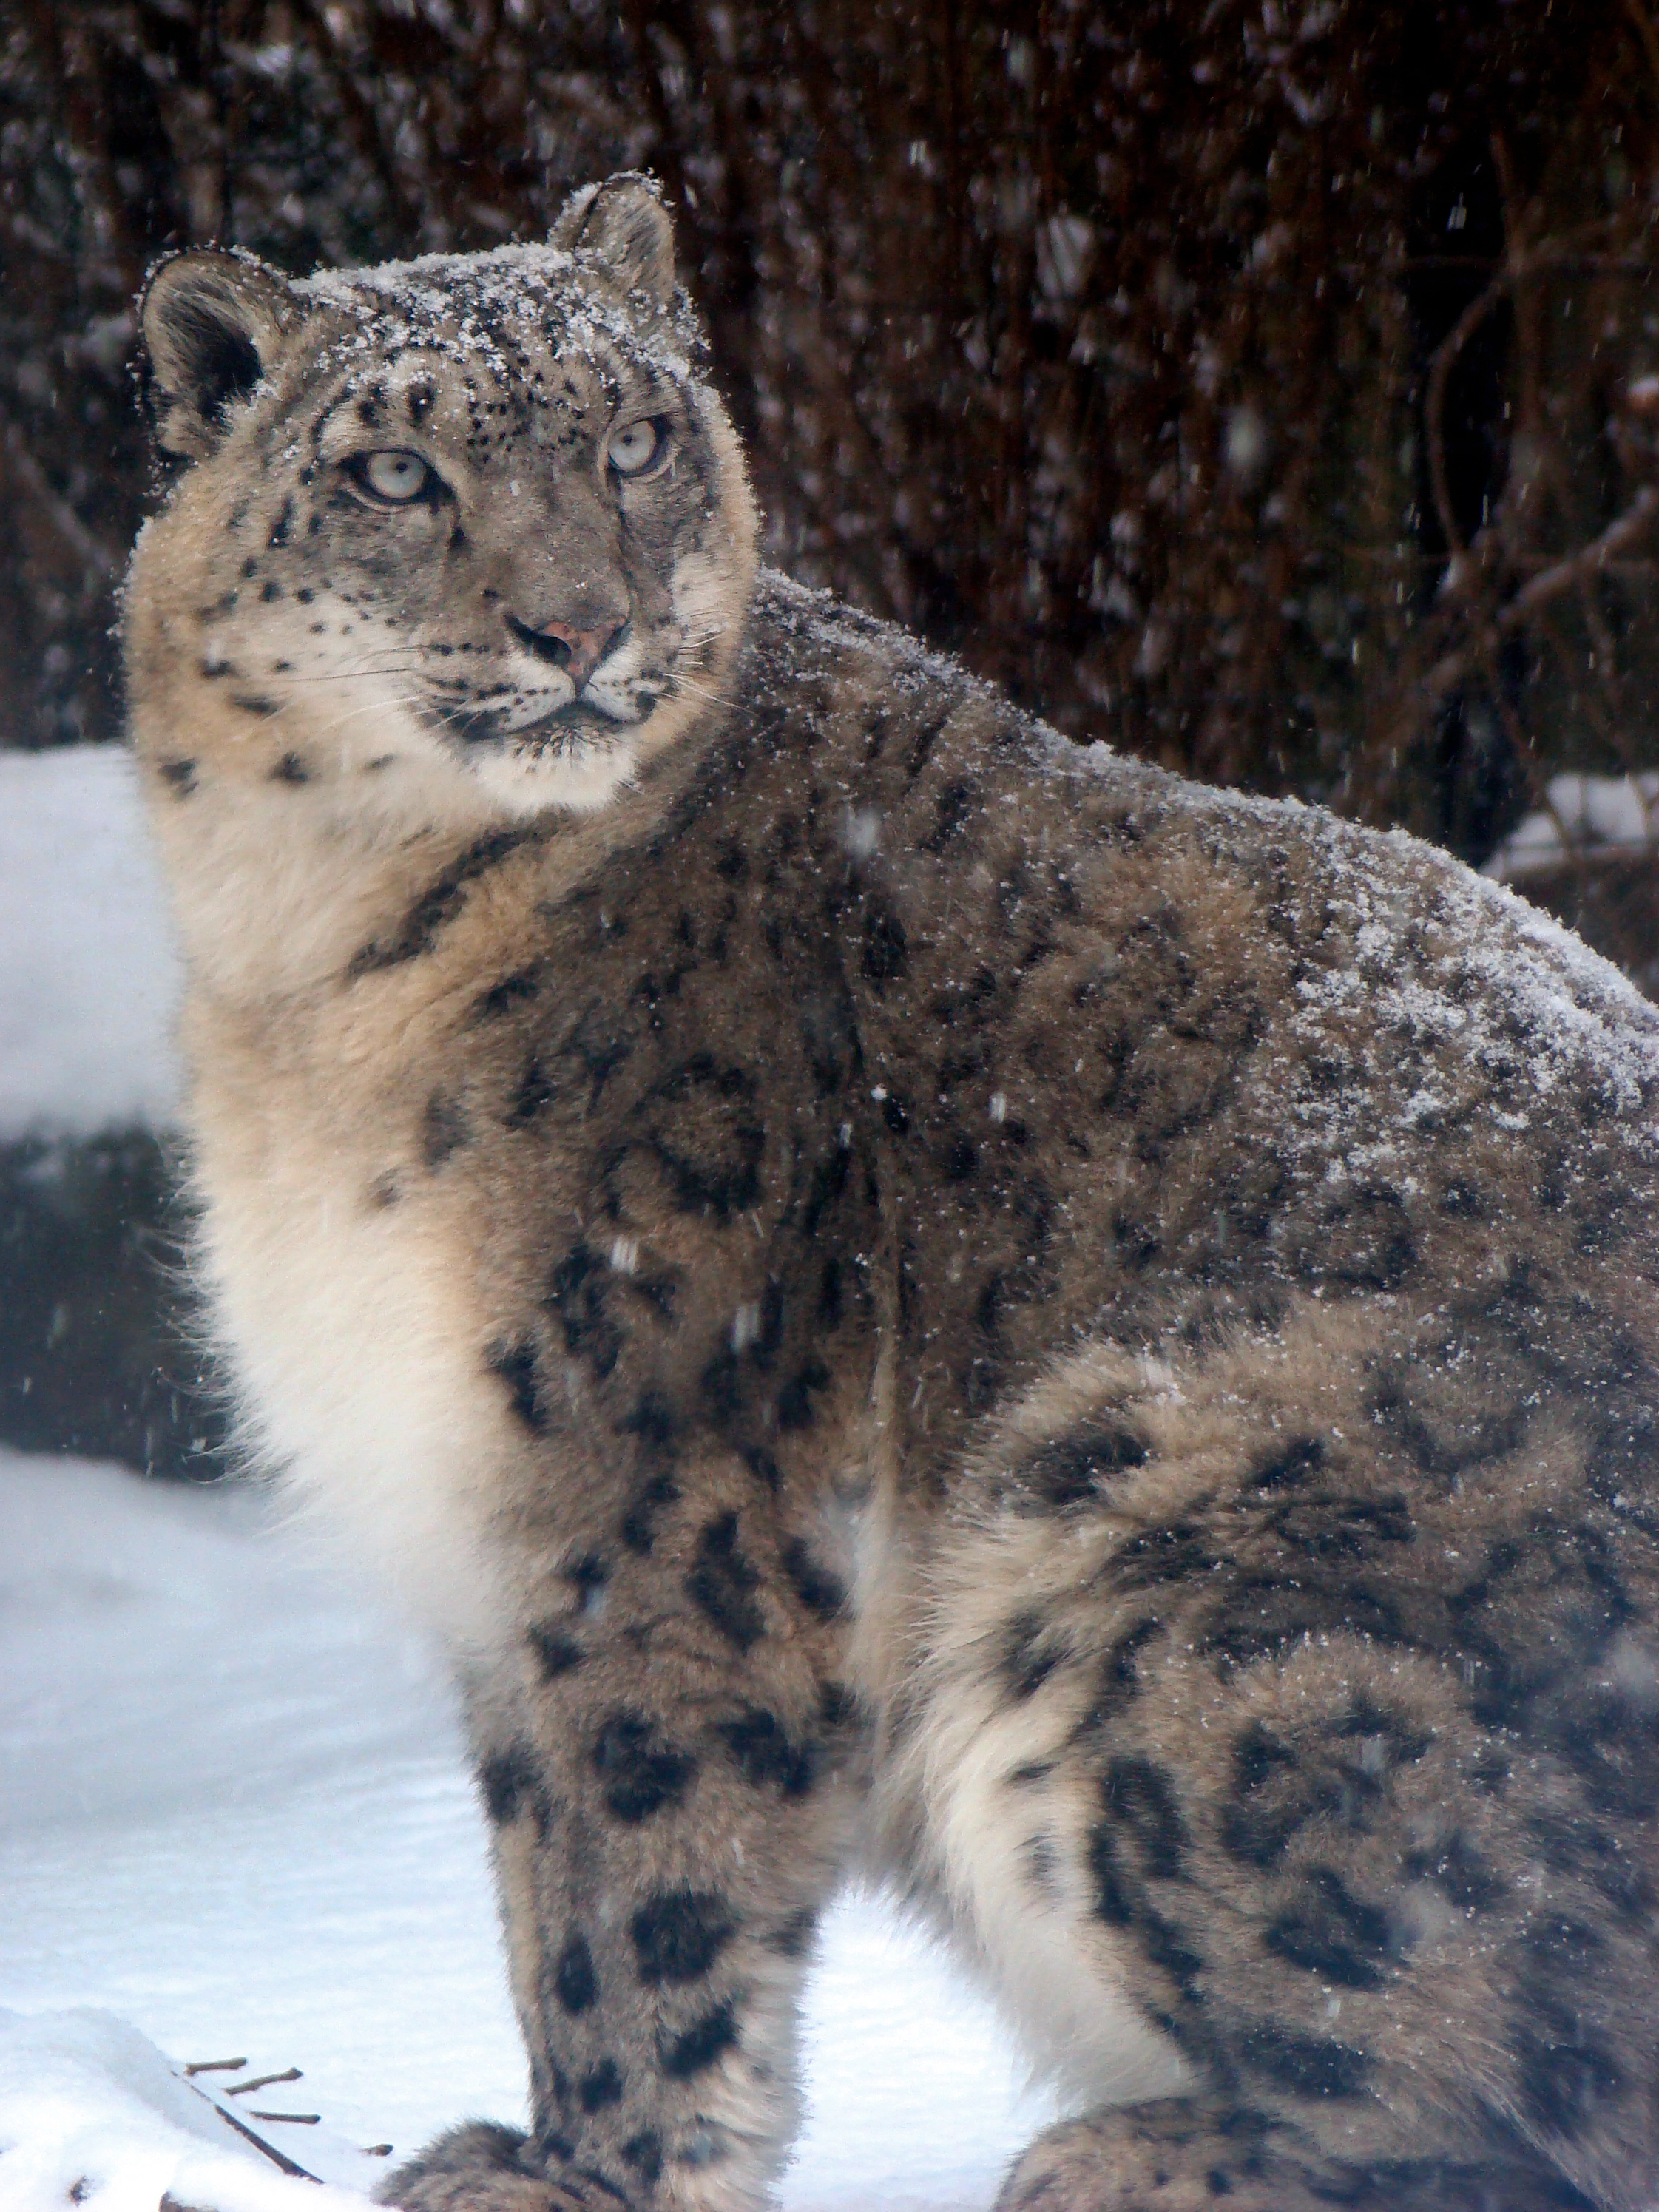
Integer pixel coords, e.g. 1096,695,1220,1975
180,2074,322,2182
226,2067,303,2095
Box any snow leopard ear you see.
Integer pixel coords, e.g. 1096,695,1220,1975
553,173,677,307
139,250,301,461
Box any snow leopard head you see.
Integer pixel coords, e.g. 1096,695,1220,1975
130,175,758,817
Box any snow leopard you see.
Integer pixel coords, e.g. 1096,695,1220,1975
126,173,1659,2212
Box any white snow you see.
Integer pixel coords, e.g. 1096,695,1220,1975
0,1454,1052,2212
0,2007,383,2211
0,747,180,1140
1484,770,1659,881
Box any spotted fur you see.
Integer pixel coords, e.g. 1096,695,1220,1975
127,175,1659,2212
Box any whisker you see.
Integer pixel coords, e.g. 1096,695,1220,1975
664,674,736,710
299,692,433,750
277,663,428,686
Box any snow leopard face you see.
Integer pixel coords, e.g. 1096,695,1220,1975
132,177,758,816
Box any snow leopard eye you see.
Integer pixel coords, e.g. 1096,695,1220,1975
607,419,671,478
348,450,433,504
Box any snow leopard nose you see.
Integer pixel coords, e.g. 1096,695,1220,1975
506,613,626,689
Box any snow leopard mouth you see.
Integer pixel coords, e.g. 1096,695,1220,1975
442,697,645,748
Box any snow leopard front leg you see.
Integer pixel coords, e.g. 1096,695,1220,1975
382,1449,859,2212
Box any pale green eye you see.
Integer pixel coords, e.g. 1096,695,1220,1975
607,419,668,477
356,450,430,503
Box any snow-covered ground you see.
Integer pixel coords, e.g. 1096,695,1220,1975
0,1454,1051,2211
0,748,1050,2210
0,748,179,1140
1484,768,1659,882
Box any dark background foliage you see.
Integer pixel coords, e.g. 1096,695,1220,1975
7,0,1659,1471
8,0,1659,852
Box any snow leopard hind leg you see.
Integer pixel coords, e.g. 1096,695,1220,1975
885,1296,1659,2212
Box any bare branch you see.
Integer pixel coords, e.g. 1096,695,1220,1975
0,415,118,584
1423,231,1598,560
1416,486,1659,709
286,0,422,243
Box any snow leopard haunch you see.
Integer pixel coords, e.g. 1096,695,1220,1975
126,172,1659,2212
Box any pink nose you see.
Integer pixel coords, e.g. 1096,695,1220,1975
507,614,625,689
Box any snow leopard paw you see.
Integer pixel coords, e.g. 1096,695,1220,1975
995,2103,1577,2212
996,2104,1311,2212
378,2123,628,2212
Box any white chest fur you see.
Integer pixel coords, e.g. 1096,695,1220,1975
190,1066,513,1644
